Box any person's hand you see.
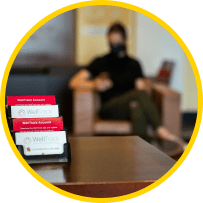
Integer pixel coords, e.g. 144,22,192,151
135,78,147,90
94,72,113,92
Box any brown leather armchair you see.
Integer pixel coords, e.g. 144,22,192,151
71,79,184,158
72,79,180,134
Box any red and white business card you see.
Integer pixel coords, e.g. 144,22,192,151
7,95,56,106
12,117,63,132
10,105,59,118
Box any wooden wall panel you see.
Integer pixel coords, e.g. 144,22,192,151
76,5,136,66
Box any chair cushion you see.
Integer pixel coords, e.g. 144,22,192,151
94,119,132,134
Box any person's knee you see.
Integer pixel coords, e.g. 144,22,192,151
129,101,139,109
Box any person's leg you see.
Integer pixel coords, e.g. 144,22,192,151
99,90,153,140
129,101,150,142
100,89,186,147
101,90,161,128
99,93,131,120
134,91,161,130
133,91,187,147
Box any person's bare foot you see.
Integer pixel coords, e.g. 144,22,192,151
156,126,187,150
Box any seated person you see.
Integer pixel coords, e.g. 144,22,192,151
69,22,184,144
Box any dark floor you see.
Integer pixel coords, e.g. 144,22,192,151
181,126,195,143
181,113,197,143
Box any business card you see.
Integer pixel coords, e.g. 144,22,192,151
15,131,67,156
7,96,56,106
13,117,63,132
10,105,59,118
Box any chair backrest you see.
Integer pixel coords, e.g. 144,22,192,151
157,61,174,84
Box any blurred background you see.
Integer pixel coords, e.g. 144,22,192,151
6,6,198,143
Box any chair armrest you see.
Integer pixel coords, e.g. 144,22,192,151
72,87,97,135
151,83,181,137
152,83,180,98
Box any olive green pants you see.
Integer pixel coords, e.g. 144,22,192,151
99,90,161,141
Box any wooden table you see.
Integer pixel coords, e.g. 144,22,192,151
31,136,176,198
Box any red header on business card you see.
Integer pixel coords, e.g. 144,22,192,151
12,117,63,132
7,96,56,106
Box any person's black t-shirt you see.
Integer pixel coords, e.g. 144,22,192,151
86,53,144,104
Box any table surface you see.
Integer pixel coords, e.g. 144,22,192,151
31,136,176,184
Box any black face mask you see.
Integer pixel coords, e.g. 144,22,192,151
110,44,126,56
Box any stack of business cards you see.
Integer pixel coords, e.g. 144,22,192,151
6,96,70,164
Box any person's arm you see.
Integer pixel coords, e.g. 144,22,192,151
133,60,147,90
69,69,94,89
69,69,113,92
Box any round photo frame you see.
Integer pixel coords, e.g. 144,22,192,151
0,1,202,202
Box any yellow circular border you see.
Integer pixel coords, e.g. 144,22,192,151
0,0,202,202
